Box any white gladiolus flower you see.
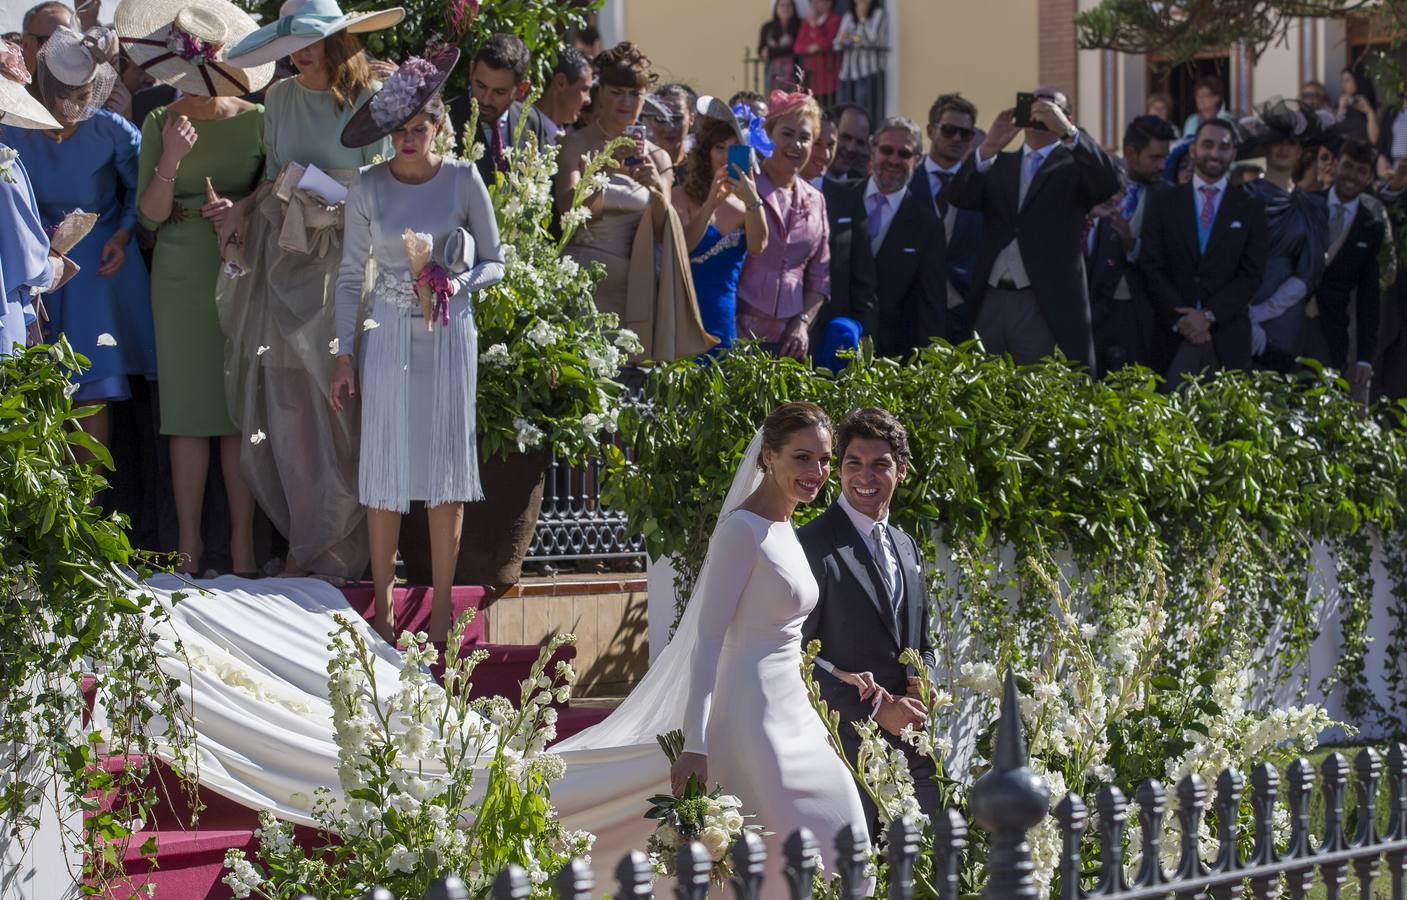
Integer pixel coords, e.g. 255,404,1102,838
96,333,117,346
481,342,511,366
363,318,380,331
513,417,545,452
328,338,339,355
525,319,561,347
387,844,418,874
256,345,270,356
249,430,266,445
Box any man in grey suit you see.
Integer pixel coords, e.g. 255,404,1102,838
798,408,939,834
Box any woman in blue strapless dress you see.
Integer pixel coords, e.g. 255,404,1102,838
671,105,770,356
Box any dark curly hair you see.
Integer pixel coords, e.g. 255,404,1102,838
683,117,740,206
835,407,910,467
594,41,657,90
758,402,833,469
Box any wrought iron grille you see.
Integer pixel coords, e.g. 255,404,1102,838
742,45,891,127
525,450,644,565
327,669,1407,900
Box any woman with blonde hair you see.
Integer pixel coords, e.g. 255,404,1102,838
209,0,403,581
556,42,716,362
735,88,830,359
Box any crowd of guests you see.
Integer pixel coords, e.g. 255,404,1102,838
4,0,1407,641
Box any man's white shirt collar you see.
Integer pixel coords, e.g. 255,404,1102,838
1329,186,1361,221
863,175,906,212
924,156,960,178
1192,173,1228,193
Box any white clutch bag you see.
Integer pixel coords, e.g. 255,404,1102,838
441,227,476,274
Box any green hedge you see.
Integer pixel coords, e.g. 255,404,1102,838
602,342,1407,734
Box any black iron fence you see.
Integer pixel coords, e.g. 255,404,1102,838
326,669,1407,899
742,46,890,127
526,451,643,568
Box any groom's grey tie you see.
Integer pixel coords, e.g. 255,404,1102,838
872,521,898,613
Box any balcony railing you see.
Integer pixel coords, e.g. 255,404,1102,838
742,45,890,126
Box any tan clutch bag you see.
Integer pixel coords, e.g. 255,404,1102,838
48,210,97,255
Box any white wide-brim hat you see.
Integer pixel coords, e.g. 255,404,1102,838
224,0,405,69
115,0,274,97
0,39,60,130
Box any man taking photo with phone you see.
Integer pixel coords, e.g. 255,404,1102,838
948,86,1121,371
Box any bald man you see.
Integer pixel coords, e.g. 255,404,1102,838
20,1,73,75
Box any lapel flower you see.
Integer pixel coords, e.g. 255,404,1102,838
0,146,18,185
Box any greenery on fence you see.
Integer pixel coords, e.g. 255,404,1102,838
602,342,1407,736
0,339,191,892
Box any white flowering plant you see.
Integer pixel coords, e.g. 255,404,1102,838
450,98,640,465
221,612,592,899
643,730,761,884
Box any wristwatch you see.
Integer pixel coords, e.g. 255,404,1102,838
1204,309,1217,325
798,312,812,324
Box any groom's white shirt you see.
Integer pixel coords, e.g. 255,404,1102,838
815,492,901,680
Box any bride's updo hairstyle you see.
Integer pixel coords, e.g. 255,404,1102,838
758,401,833,470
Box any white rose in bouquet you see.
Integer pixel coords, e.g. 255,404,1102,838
700,825,731,862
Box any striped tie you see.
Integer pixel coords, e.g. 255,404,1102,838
1198,185,1219,251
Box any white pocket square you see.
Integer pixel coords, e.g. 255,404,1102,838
837,217,853,224
1357,241,1370,247
903,247,917,253
1230,221,1243,229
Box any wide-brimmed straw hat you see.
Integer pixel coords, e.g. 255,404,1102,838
224,0,404,69
340,44,457,148
115,0,274,97
0,39,60,130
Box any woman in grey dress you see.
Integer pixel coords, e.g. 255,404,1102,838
329,47,504,642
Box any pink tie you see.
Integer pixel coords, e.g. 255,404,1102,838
868,192,886,243
1198,185,1218,232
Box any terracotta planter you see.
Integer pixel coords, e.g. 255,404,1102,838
400,448,551,587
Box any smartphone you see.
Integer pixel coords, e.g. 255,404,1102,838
1013,92,1036,128
624,124,647,166
727,144,753,179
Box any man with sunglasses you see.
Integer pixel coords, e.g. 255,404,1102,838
949,85,1120,372
920,93,983,341
20,1,73,76
863,116,947,358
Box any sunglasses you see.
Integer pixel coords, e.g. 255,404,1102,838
876,145,916,160
935,123,975,140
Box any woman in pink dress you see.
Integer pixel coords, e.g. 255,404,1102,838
735,89,829,360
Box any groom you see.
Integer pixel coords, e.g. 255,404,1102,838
798,407,941,832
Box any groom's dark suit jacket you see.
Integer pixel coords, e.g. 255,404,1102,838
797,501,939,829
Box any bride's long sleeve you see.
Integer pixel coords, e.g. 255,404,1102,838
681,516,760,755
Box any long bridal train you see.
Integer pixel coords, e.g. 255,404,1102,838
120,575,668,882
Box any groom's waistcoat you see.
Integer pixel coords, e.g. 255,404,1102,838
797,502,933,709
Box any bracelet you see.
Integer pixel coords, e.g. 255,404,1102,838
154,166,177,183
747,200,765,211
798,311,812,324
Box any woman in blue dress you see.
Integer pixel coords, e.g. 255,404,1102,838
0,25,156,448
672,99,770,357
0,38,72,357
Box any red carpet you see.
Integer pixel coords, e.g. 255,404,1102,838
92,581,611,898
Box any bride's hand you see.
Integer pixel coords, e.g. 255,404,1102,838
670,751,708,796
834,669,883,702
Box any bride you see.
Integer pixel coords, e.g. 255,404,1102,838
128,403,869,890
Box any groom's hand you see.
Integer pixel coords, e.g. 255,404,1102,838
875,696,927,736
906,674,932,700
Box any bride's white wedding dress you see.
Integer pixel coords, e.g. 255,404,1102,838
115,431,866,892
682,510,867,896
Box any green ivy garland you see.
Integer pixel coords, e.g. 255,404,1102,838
604,343,1407,731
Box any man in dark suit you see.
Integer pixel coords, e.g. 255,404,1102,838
919,93,983,341
862,117,947,357
815,173,880,341
1306,139,1387,401
448,33,552,184
1086,115,1178,376
949,86,1121,371
799,408,938,836
1140,118,1269,383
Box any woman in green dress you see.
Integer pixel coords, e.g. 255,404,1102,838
214,1,401,582
119,0,273,575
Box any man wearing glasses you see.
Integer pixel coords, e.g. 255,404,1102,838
20,1,73,76
862,116,947,358
920,92,983,341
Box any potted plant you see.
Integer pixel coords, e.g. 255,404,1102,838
400,103,638,586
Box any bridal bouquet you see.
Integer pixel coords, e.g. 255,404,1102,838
644,730,759,883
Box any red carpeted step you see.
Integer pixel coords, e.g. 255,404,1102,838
339,582,490,644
